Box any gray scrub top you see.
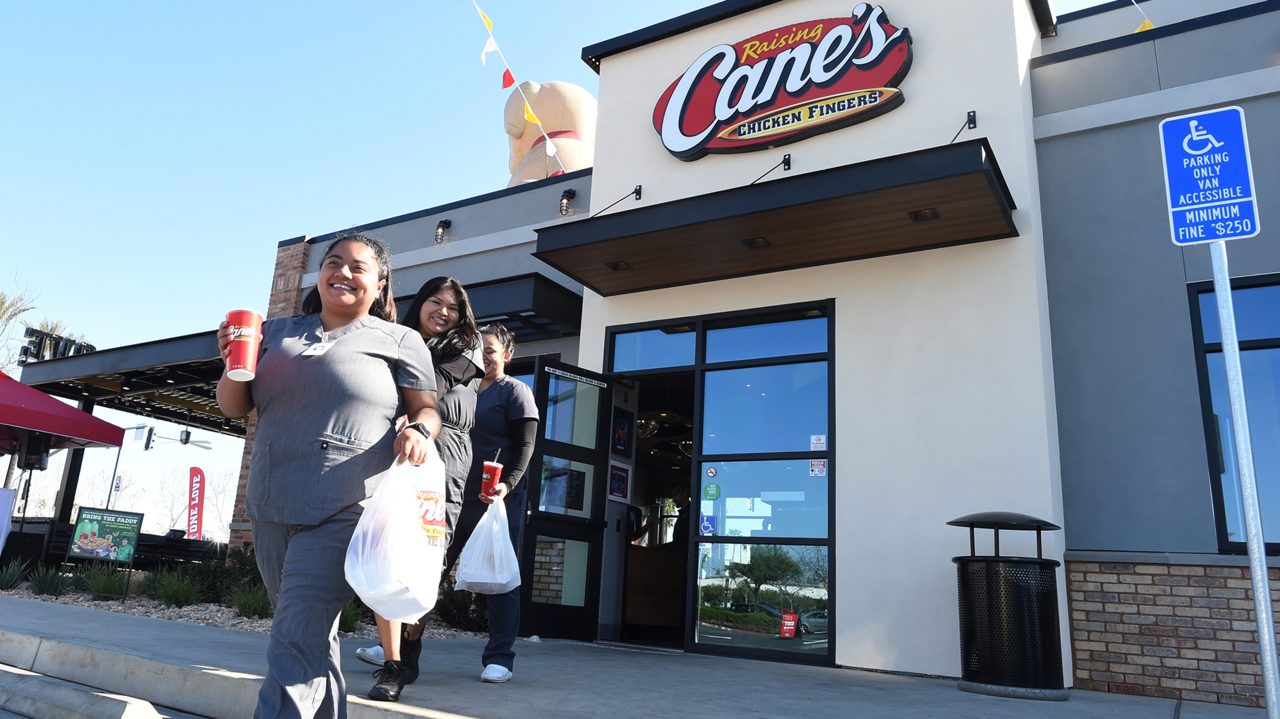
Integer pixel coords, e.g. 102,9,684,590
245,314,436,525
464,375,539,496
431,344,483,502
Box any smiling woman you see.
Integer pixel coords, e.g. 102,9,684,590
214,231,443,714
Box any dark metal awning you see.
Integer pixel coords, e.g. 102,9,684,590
19,331,245,438
396,273,582,344
534,138,1017,297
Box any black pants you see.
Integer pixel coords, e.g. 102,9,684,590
444,484,527,671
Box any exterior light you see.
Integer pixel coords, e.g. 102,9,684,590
560,189,576,215
435,219,452,244
605,260,633,272
908,208,941,222
741,237,771,249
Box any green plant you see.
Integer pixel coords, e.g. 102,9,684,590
339,595,367,632
28,566,71,597
230,584,273,619
698,606,782,635
127,571,152,598
77,564,127,600
435,575,488,633
0,560,30,591
155,571,200,608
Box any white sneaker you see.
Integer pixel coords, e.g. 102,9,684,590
356,645,385,666
480,664,512,683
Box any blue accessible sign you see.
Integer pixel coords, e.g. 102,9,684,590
1159,106,1260,245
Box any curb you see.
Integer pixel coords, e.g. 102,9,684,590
0,663,162,719
0,628,471,719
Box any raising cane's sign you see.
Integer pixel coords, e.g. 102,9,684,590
653,3,912,161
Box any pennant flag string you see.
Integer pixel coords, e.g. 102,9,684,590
470,0,567,175
1130,0,1155,32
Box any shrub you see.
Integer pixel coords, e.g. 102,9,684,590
435,575,488,633
230,584,273,619
155,571,200,608
127,571,152,598
339,595,367,632
0,560,30,591
698,606,781,634
29,566,71,597
77,564,127,600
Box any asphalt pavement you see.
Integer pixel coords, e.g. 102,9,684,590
0,595,1270,719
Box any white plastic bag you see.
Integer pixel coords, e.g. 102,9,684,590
344,452,447,623
455,499,521,595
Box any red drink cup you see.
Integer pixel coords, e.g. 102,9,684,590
482,461,504,496
225,309,263,381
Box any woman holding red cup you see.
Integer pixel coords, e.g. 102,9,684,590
216,233,441,718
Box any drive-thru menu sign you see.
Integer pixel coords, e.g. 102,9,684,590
1159,106,1259,245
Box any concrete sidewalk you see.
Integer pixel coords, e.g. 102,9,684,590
0,596,1267,719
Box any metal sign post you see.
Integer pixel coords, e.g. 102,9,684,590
1160,106,1273,716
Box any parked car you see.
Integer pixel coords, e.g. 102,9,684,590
800,610,828,634
729,603,783,617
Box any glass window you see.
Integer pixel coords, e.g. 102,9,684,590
537,456,595,519
612,326,696,372
531,536,589,606
702,362,828,455
545,373,599,449
695,543,828,655
1207,348,1280,542
512,373,534,390
698,461,827,538
706,317,827,364
1199,285,1280,344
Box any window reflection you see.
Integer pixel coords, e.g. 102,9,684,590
613,327,696,372
538,456,595,519
706,317,827,364
702,362,828,455
531,536,589,606
545,374,599,449
698,461,827,538
695,543,828,654
1199,285,1280,344
1207,348,1280,542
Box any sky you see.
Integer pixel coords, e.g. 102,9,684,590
2,0,1107,540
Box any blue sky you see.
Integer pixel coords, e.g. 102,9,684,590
2,0,1105,538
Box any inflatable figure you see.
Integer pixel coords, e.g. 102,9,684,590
505,80,596,187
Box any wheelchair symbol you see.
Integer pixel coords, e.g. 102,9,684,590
699,516,717,534
1183,120,1225,155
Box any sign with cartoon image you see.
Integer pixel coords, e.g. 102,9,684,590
70,507,143,564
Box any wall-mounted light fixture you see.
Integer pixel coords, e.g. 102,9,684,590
435,219,452,244
560,189,577,216
605,260,633,272
908,208,941,223
741,237,771,250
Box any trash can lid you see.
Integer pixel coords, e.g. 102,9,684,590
947,511,1061,531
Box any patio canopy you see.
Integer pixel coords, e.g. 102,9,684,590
0,372,125,454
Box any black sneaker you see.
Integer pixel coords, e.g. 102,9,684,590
368,660,404,702
400,631,423,685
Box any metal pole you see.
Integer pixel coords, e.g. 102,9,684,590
1210,240,1280,719
105,443,123,511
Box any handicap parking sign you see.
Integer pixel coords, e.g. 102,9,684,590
699,515,717,535
1159,106,1259,245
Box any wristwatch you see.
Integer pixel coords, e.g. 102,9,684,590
406,422,432,440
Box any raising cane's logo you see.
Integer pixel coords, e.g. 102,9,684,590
653,3,912,161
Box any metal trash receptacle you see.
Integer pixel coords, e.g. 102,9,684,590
948,512,1068,701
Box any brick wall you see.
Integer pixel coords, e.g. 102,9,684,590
1068,560,1280,708
228,239,310,551
531,539,564,604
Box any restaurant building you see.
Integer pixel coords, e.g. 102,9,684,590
25,0,1271,707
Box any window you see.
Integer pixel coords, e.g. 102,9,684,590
1195,280,1280,549
608,301,834,662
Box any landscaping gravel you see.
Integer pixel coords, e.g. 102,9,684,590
0,588,483,641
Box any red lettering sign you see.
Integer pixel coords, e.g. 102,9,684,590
187,467,205,540
653,4,912,160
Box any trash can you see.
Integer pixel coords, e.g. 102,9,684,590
948,512,1067,701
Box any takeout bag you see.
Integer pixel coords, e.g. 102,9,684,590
455,499,521,595
344,452,447,623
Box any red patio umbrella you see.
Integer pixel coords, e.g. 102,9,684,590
0,372,124,453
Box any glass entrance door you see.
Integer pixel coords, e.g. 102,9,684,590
520,358,612,640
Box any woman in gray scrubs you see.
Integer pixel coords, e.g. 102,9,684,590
216,233,440,719
445,323,539,684
359,276,482,701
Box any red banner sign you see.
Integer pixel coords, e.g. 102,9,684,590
187,467,205,540
653,4,912,161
